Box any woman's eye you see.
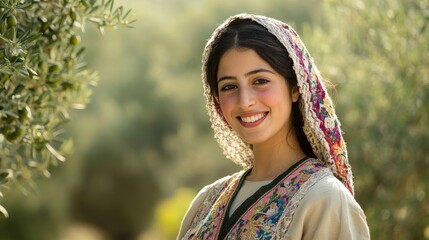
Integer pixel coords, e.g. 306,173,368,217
254,78,269,85
220,84,236,92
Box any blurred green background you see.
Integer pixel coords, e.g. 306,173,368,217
0,0,428,239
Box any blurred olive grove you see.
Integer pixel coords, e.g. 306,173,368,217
0,0,427,240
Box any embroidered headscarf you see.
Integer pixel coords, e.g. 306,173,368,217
202,13,354,195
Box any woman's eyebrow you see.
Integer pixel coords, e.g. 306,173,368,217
245,68,275,77
218,75,236,83
218,68,274,83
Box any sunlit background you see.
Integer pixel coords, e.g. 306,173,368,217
0,0,428,239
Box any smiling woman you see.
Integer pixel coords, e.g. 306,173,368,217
177,14,370,239
216,48,299,151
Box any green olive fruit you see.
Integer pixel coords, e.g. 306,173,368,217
18,107,30,123
1,73,10,81
70,35,81,46
6,127,25,142
61,82,76,90
40,21,49,31
7,15,17,27
49,63,61,72
70,10,77,21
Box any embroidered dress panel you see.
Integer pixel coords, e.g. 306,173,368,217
229,179,273,217
183,158,325,239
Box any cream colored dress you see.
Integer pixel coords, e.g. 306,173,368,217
178,172,370,239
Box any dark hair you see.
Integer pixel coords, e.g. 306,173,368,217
206,19,316,158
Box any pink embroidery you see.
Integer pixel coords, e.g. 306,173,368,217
185,158,325,239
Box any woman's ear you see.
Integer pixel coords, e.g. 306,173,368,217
214,96,232,128
291,86,300,103
214,97,225,117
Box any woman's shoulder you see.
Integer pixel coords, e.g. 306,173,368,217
285,171,370,239
191,170,242,200
207,170,243,189
177,171,245,239
305,173,368,224
190,171,243,208
296,158,354,201
304,172,357,204
288,165,366,222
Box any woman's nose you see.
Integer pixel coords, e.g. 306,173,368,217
238,87,256,109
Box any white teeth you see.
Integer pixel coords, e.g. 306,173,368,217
241,113,265,123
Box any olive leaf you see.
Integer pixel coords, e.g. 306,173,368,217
0,0,134,217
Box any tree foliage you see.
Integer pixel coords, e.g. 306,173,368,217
0,0,132,217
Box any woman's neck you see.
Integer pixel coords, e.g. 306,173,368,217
246,132,306,181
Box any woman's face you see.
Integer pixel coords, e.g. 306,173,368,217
217,48,300,146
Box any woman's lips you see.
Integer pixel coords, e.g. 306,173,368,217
237,112,268,127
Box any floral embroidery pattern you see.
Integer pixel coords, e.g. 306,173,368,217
186,173,242,240
225,159,324,239
185,158,325,239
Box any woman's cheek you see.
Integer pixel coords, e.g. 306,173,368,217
219,96,235,124
261,88,288,106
